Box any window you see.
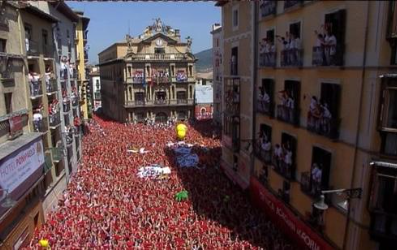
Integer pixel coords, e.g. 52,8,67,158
257,79,274,116
0,39,5,52
232,9,238,28
216,38,219,47
284,0,303,10
277,80,300,125
387,1,397,39
155,48,165,54
24,24,32,41
231,47,238,75
273,133,296,180
67,29,70,39
307,147,332,197
380,79,397,156
135,92,144,101
188,65,193,76
171,65,175,76
256,124,272,164
96,80,100,89
177,91,186,100
4,93,12,114
260,0,277,18
42,30,48,45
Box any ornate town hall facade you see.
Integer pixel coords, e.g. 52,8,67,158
99,19,196,123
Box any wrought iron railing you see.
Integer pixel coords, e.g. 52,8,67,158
154,99,168,105
272,154,295,180
49,113,61,127
46,79,58,93
276,105,300,126
257,100,274,116
259,51,277,67
260,0,276,18
312,46,343,67
30,82,43,98
32,117,48,133
26,40,40,56
130,53,187,61
307,113,340,139
280,49,303,67
177,99,188,104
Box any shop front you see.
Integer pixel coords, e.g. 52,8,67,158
250,177,334,250
0,134,46,249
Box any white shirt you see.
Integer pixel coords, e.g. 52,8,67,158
323,106,332,119
284,150,293,165
274,147,282,157
324,34,337,46
33,113,43,121
263,92,270,103
262,141,271,151
309,98,318,112
287,97,294,109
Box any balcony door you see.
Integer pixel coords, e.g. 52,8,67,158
231,47,238,75
310,147,332,196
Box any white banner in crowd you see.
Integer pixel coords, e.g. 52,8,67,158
0,140,44,193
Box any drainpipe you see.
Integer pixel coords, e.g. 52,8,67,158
251,0,259,179
343,2,370,250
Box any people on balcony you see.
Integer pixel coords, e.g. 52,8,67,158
277,31,302,66
311,163,323,195
278,90,295,122
258,87,270,113
60,56,69,79
45,66,55,92
69,63,76,78
49,99,60,125
314,24,338,66
260,132,272,163
28,71,41,96
259,38,276,66
307,95,333,135
33,108,43,132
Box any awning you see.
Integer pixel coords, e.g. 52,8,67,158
370,161,397,169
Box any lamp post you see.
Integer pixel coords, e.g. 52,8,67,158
313,188,362,250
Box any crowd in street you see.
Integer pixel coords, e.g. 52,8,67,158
27,116,297,249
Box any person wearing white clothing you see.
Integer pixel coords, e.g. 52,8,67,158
311,163,322,194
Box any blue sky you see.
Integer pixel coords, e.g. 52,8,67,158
67,2,221,64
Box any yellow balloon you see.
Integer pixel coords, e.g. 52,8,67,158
39,239,49,248
176,124,187,140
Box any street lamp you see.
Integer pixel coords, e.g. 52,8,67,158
313,188,362,250
0,189,17,208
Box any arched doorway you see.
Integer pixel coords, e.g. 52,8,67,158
155,112,168,123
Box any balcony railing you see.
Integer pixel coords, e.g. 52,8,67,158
300,171,311,193
0,13,9,31
153,76,169,84
49,113,61,127
46,79,58,93
26,40,40,56
254,143,272,165
43,44,54,58
300,171,327,198
51,147,63,163
63,100,71,113
135,100,145,106
33,117,48,133
1,78,15,88
231,62,238,75
307,113,339,139
257,100,274,117
260,1,276,18
280,49,303,67
272,154,295,180
72,97,79,107
312,46,343,67
132,77,144,84
94,92,101,100
276,105,300,126
154,99,168,105
284,0,302,10
259,52,277,67
30,82,43,98
130,53,187,61
177,99,188,104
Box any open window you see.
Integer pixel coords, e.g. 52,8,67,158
260,1,276,18
259,29,276,67
379,78,397,156
277,80,300,125
0,39,6,53
257,78,274,116
305,147,332,197
307,83,341,139
280,22,302,67
273,133,296,180
231,47,238,75
256,123,272,164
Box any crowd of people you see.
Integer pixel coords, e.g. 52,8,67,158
27,116,297,249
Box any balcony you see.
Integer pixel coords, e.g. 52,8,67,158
280,49,302,67
49,113,61,127
130,53,187,61
63,100,71,113
177,99,188,104
257,100,274,117
176,72,188,83
51,147,63,163
26,40,40,57
0,13,9,31
46,79,58,94
33,117,48,133
254,143,272,165
369,210,397,241
259,52,276,67
230,62,238,76
272,154,295,180
132,77,144,84
134,100,145,106
153,76,169,84
94,92,101,100
307,113,339,139
72,97,79,107
44,151,53,174
43,44,54,58
312,46,343,67
300,171,330,198
30,82,43,99
154,99,168,105
284,0,302,10
260,1,276,18
276,105,300,126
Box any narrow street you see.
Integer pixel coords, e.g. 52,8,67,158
28,116,296,249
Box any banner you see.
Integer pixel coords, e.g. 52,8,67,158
0,139,44,194
250,177,333,250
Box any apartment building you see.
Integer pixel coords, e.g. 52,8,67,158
88,66,101,113
218,1,397,249
74,10,90,120
217,1,255,192
211,23,223,126
98,18,196,123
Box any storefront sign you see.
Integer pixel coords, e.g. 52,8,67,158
8,115,24,139
220,160,249,189
250,177,333,250
0,139,44,195
222,135,232,148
